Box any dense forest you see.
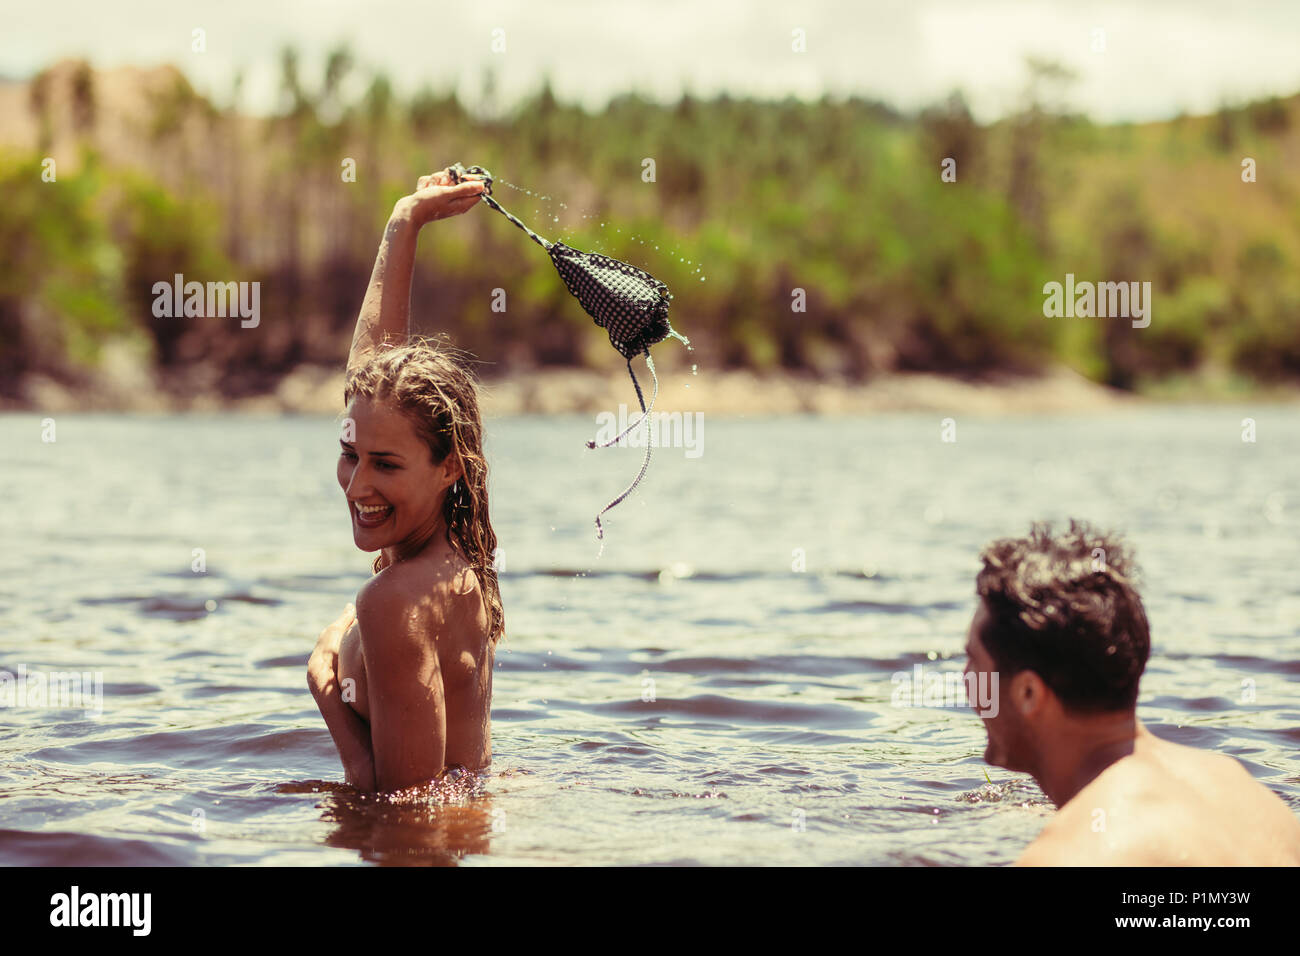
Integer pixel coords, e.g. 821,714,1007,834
2,50,1299,403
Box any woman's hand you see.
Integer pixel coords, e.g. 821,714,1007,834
308,603,355,689
395,167,486,228
307,602,379,792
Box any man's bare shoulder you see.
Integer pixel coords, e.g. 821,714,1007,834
1147,740,1300,848
1015,775,1168,866
1017,745,1300,866
1193,749,1300,860
1015,800,1196,866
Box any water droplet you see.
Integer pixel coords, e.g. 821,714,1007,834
699,276,706,282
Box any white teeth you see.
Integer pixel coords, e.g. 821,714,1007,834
355,503,390,515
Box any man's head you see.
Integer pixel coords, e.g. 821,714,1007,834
962,520,1151,772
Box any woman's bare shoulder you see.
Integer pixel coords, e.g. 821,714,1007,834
359,548,482,631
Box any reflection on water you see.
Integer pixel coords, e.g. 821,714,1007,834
276,775,496,866
1,408,1297,865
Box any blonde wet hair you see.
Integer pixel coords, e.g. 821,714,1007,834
344,336,504,646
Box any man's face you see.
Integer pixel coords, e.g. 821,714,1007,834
964,601,1034,773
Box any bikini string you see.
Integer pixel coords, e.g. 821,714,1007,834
480,192,553,251
586,353,659,449
449,164,553,251
592,351,658,544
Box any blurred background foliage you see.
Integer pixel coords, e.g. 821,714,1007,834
2,49,1299,401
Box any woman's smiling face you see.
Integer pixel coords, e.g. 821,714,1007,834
337,396,458,555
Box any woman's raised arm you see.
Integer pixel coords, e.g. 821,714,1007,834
347,169,486,376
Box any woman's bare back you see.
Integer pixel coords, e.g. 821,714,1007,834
337,540,494,772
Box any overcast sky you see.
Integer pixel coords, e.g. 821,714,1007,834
6,0,1300,122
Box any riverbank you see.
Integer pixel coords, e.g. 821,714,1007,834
7,348,1300,417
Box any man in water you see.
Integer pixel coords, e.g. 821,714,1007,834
962,520,1300,865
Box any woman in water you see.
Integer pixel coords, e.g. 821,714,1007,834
307,168,502,793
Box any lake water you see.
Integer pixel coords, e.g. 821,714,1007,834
2,407,1298,865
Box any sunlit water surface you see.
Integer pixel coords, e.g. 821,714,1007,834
2,408,1297,865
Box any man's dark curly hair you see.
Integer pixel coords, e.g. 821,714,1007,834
975,520,1150,712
